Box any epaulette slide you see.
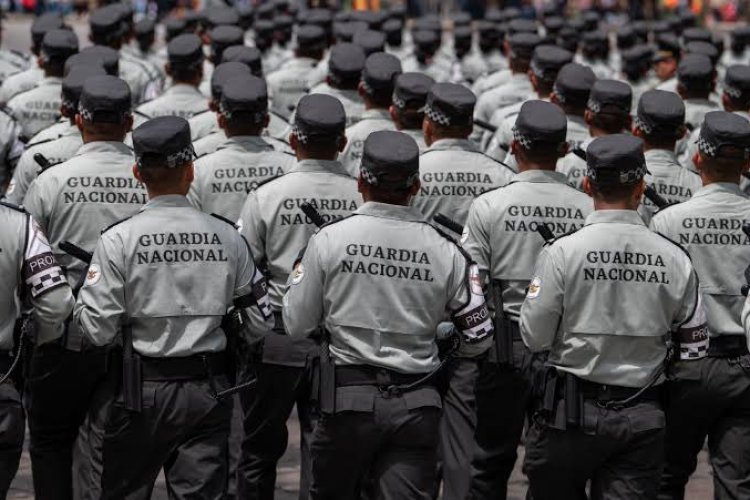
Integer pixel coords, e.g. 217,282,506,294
101,216,133,234
0,200,26,213
210,212,239,229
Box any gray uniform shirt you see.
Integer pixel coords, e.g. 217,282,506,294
521,209,706,387
0,203,73,347
474,73,534,124
7,76,62,140
684,98,720,130
340,108,395,177
267,57,323,121
0,66,42,104
650,183,750,343
238,159,360,309
0,109,24,189
4,122,82,205
74,195,271,357
638,149,702,225
188,110,217,142
463,170,593,318
188,135,295,220
413,138,514,229
283,202,493,372
308,83,365,126
557,137,594,191
135,84,208,126
193,130,292,158
472,69,512,97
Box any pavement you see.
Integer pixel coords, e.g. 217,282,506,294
1,13,717,500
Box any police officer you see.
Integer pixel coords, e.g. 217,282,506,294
463,100,592,500
129,18,167,81
0,13,64,104
578,31,614,79
474,33,540,126
7,29,78,141
550,63,597,146
650,112,750,500
633,90,702,224
620,45,653,108
4,65,104,205
353,29,386,57
189,75,295,220
0,104,23,193
74,115,271,499
267,25,328,121
254,20,283,75
22,75,143,500
402,29,451,83
0,16,29,85
521,133,707,499
557,79,632,190
0,201,74,497
677,53,720,131
282,129,493,499
653,34,682,93
236,93,360,500
135,34,208,125
340,52,402,177
389,72,433,151
309,43,367,126
724,26,750,67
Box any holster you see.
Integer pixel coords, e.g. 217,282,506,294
536,369,583,429
490,279,514,367
564,372,582,429
312,330,336,415
221,307,246,385
121,324,142,413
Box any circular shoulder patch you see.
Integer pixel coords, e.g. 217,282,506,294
460,227,469,245
85,264,102,287
527,277,542,299
291,262,304,285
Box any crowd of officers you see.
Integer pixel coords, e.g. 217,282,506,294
0,2,749,499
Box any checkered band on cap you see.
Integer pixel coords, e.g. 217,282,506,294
218,99,266,123
137,144,196,169
586,162,647,184
392,93,407,109
587,98,601,113
530,60,545,79
361,79,374,96
425,104,451,126
360,164,419,188
78,103,128,123
292,124,309,144
724,84,743,99
512,126,533,149
552,84,566,103
697,135,717,157
633,115,653,134
61,98,77,111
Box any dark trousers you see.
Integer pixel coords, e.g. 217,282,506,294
227,394,243,500
436,357,479,500
310,387,441,499
101,378,232,500
238,363,315,500
468,341,536,500
0,381,24,498
524,399,666,500
26,344,106,500
659,356,750,500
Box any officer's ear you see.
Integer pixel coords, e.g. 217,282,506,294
217,113,227,131
357,82,367,101
125,114,134,133
693,151,704,173
549,92,560,106
722,92,732,111
510,139,520,158
289,132,298,152
389,105,399,126
165,63,172,78
132,164,143,182
582,176,594,198
422,118,433,145
633,180,646,204
584,109,594,127
675,125,687,141
74,113,84,133
185,162,195,184
263,113,270,130
337,135,347,153
632,125,644,139
209,100,217,112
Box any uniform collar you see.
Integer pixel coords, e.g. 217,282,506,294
290,158,349,176
165,83,202,95
143,194,191,210
426,138,479,153
567,114,587,130
692,182,742,199
584,209,646,227
286,57,319,68
355,201,426,222
217,135,274,152
361,108,391,121
644,148,678,163
39,76,62,86
74,141,133,157
512,169,570,184
509,72,528,82
685,98,718,108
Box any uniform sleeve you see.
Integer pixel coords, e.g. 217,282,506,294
447,251,493,357
185,165,203,212
672,266,709,361
462,198,491,272
3,148,35,205
22,215,74,344
282,232,325,338
22,177,51,232
648,212,669,236
74,232,126,347
520,245,564,352
742,295,750,352
233,233,272,320
237,191,267,265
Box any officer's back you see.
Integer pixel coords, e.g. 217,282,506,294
308,43,366,126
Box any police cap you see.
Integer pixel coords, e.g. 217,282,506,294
508,32,541,59
653,34,680,62
254,19,275,38
685,40,719,65
392,72,434,110
412,17,441,35
168,34,204,68
334,21,368,43
485,8,503,24
452,11,471,28
292,94,346,143
621,44,652,68
274,14,294,33
62,65,107,111
503,6,522,21
616,26,636,48
588,79,632,115
219,75,268,124
683,27,711,44
553,63,596,107
632,21,649,43
382,18,402,36
697,111,750,160
724,65,750,102
635,90,685,137
586,134,647,186
134,18,155,39
305,8,334,31
582,11,599,31
210,62,252,100
582,30,608,50
513,100,567,151
236,5,255,30
530,45,573,82
732,26,750,45
425,82,475,127
360,130,419,189
165,17,188,41
220,46,263,76
78,75,131,124
134,116,195,169
353,29,386,56
328,43,366,84
210,25,244,51
454,26,473,45
89,6,124,39
651,21,671,36
31,13,64,47
677,53,714,87
388,3,406,22
507,19,537,35
204,7,240,28
566,18,585,34
41,29,78,61
76,46,119,75
255,2,275,20
680,10,698,28
362,52,402,94
297,24,327,49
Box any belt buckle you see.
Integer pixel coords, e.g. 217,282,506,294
378,384,401,398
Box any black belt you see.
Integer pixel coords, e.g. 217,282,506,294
335,365,432,388
708,335,749,358
272,311,285,334
140,353,226,381
0,351,12,374
579,379,660,402
508,320,522,341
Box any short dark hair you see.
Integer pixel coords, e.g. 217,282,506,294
591,112,629,134
589,180,641,202
137,163,190,188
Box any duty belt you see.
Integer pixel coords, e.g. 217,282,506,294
707,335,749,358
140,353,227,381
335,365,435,396
0,351,13,374
578,379,660,403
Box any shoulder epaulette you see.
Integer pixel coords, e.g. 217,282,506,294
210,212,239,229
190,109,211,119
544,227,582,247
0,200,26,213
101,216,133,234
317,212,355,231
479,152,513,171
9,50,28,61
36,159,66,176
134,109,151,120
572,147,587,162
250,174,284,193
26,136,56,148
653,230,692,260
269,110,289,123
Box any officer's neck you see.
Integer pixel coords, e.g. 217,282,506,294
517,161,556,173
